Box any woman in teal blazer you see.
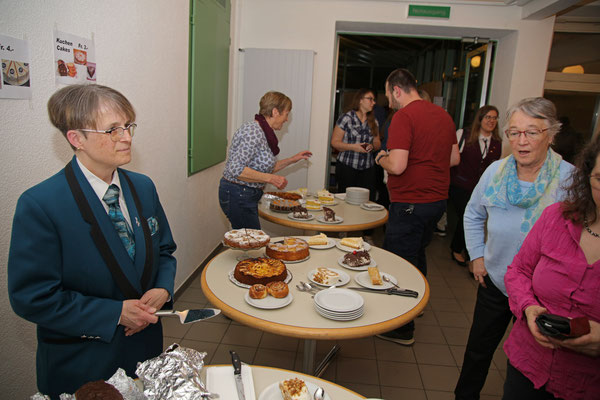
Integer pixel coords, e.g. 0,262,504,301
8,84,177,398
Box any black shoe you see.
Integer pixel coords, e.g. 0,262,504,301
376,330,415,346
451,252,467,267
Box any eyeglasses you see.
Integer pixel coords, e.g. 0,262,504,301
590,175,600,190
362,97,376,102
483,115,498,121
79,123,137,142
505,127,548,141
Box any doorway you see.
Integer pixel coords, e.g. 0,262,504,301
328,33,497,191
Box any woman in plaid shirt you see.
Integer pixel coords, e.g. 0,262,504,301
331,88,381,200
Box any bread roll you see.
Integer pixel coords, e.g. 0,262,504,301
368,266,383,285
266,281,289,298
249,284,268,299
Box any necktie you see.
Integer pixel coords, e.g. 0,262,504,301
482,138,488,159
103,184,135,260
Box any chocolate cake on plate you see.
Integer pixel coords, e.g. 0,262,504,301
343,250,371,267
323,207,335,222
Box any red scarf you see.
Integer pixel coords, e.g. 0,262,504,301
255,114,280,156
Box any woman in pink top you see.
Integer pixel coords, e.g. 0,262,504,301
503,138,600,399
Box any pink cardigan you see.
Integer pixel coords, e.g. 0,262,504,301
504,202,600,400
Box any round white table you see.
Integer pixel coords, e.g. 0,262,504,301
201,237,429,373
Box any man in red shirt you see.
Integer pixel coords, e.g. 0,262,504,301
375,68,459,345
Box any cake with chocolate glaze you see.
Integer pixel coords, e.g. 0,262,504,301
323,207,336,222
74,380,123,400
343,250,371,267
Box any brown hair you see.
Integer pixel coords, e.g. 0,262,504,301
347,88,379,137
259,91,292,117
48,84,135,150
466,105,501,145
561,137,600,224
386,68,417,94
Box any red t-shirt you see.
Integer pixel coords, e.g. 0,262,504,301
386,100,457,203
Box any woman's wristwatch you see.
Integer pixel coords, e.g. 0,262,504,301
375,151,389,165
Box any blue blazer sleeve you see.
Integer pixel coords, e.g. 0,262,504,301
8,189,123,343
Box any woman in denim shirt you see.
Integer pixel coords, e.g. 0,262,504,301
219,91,311,229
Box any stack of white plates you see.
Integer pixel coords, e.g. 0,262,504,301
345,187,370,205
313,288,364,320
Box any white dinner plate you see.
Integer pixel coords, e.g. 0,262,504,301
354,271,397,290
244,292,293,309
228,270,293,289
314,302,363,316
314,288,364,312
258,380,332,400
308,237,336,250
307,268,350,287
315,307,364,321
335,240,372,252
337,255,376,271
316,216,344,224
360,202,385,211
287,212,314,221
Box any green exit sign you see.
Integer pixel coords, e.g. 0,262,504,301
408,5,451,19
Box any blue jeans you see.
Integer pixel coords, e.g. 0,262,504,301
218,178,263,229
383,200,446,334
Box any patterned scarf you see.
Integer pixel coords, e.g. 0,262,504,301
255,114,280,156
483,148,563,242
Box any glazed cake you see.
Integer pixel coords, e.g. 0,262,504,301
266,237,310,261
270,198,301,212
234,257,287,285
224,229,270,249
343,250,371,267
265,191,303,201
74,381,123,400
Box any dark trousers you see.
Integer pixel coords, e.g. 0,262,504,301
384,200,446,333
335,162,377,201
502,361,563,400
449,185,472,257
455,275,513,400
374,164,390,208
218,178,263,229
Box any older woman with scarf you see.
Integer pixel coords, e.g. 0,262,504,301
454,97,575,400
219,91,312,229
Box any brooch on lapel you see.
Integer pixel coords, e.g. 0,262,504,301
147,216,159,235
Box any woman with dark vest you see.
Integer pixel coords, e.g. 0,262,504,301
450,105,502,266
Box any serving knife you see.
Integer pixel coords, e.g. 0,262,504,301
155,308,221,324
347,287,419,298
230,350,246,400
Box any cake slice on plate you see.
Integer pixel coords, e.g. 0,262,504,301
323,207,335,222
279,378,310,400
307,233,329,246
340,237,363,249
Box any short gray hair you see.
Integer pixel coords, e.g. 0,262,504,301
504,97,562,136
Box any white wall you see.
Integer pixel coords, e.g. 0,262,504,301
0,1,229,397
231,0,555,186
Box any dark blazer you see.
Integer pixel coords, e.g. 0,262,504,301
451,133,502,192
8,156,177,398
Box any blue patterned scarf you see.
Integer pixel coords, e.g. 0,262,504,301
483,148,562,242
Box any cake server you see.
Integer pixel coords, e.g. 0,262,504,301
230,350,246,400
154,308,221,324
347,287,419,298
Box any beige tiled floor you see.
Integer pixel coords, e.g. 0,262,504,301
164,230,510,399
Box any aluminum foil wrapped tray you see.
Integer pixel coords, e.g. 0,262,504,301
136,343,208,400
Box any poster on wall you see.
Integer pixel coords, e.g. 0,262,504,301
53,30,96,85
0,33,32,99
